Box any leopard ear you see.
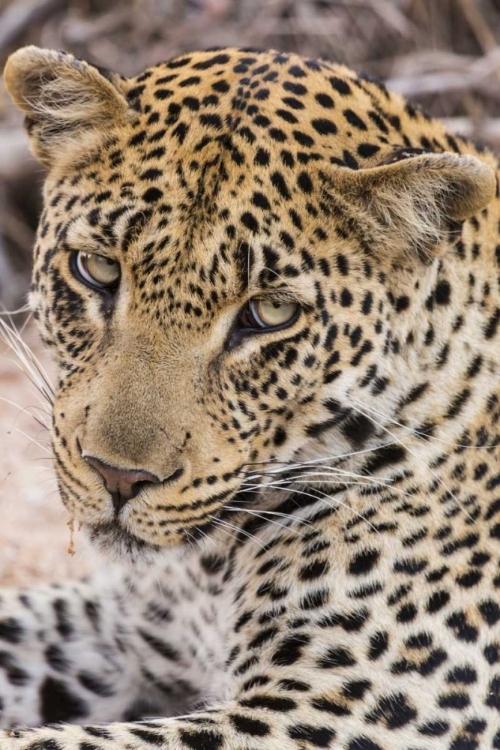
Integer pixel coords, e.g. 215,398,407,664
3,46,130,167
331,150,496,262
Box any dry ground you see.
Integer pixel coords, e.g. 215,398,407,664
0,321,91,586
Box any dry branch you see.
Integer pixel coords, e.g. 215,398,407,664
0,0,67,52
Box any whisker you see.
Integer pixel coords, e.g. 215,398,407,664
14,428,51,455
251,467,412,497
239,481,380,534
239,439,399,476
208,515,266,549
349,401,475,522
0,318,55,404
227,503,313,527
224,505,307,536
0,303,31,317
351,396,497,451
0,397,50,431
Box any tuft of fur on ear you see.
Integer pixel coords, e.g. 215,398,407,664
330,150,496,262
3,46,130,167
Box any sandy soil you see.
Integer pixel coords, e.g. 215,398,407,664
0,320,91,587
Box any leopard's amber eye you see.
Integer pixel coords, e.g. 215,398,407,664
74,251,120,291
250,299,299,328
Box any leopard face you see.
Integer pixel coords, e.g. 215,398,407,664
4,46,496,559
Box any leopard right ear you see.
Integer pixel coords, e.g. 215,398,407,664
327,149,496,263
3,46,130,167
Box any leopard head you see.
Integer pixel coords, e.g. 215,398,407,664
4,46,495,560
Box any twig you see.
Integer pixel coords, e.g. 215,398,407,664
458,0,497,53
0,128,34,179
440,116,500,146
0,0,67,52
388,47,500,99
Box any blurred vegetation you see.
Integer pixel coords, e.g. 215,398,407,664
1,0,500,308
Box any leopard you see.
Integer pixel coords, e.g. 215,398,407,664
0,42,499,750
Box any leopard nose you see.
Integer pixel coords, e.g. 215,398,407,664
84,455,161,514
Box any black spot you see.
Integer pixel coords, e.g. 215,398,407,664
358,143,380,158
254,148,270,166
363,445,406,474
241,212,259,233
348,738,383,750
192,53,231,70
288,724,335,747
342,414,375,447
343,109,367,130
272,634,310,666
456,570,482,588
318,646,356,668
271,171,291,200
316,92,335,108
45,644,70,673
368,630,388,660
330,76,352,95
154,89,173,100
435,280,451,305
305,418,338,438
240,694,297,711
273,426,287,447
300,588,329,610
288,65,307,78
340,288,353,306
311,118,337,135
342,679,372,700
53,598,73,639
179,728,224,749
486,676,500,710
438,691,470,709
0,618,24,644
200,554,225,574
299,559,329,581
128,728,164,745
446,611,478,643
484,307,500,339
297,172,313,193
142,187,163,203
478,599,500,626
40,677,89,724
318,608,369,632
138,629,181,661
367,691,417,728
230,713,269,736
283,81,307,95
251,192,271,211
446,665,477,684
417,720,449,736
349,548,380,576
78,671,114,697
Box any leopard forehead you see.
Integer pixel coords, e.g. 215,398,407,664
33,46,492,321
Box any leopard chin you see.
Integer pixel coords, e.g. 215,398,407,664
86,521,163,565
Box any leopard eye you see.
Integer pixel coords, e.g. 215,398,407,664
249,299,299,329
74,251,120,291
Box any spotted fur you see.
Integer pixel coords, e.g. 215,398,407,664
1,44,500,749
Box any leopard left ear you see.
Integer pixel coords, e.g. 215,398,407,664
330,150,496,261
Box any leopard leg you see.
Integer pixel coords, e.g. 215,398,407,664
1,701,328,750
0,570,193,730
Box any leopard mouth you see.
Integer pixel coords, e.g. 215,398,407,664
84,485,262,561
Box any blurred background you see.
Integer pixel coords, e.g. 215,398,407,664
1,0,500,584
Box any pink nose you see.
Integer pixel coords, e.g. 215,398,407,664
85,455,161,513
